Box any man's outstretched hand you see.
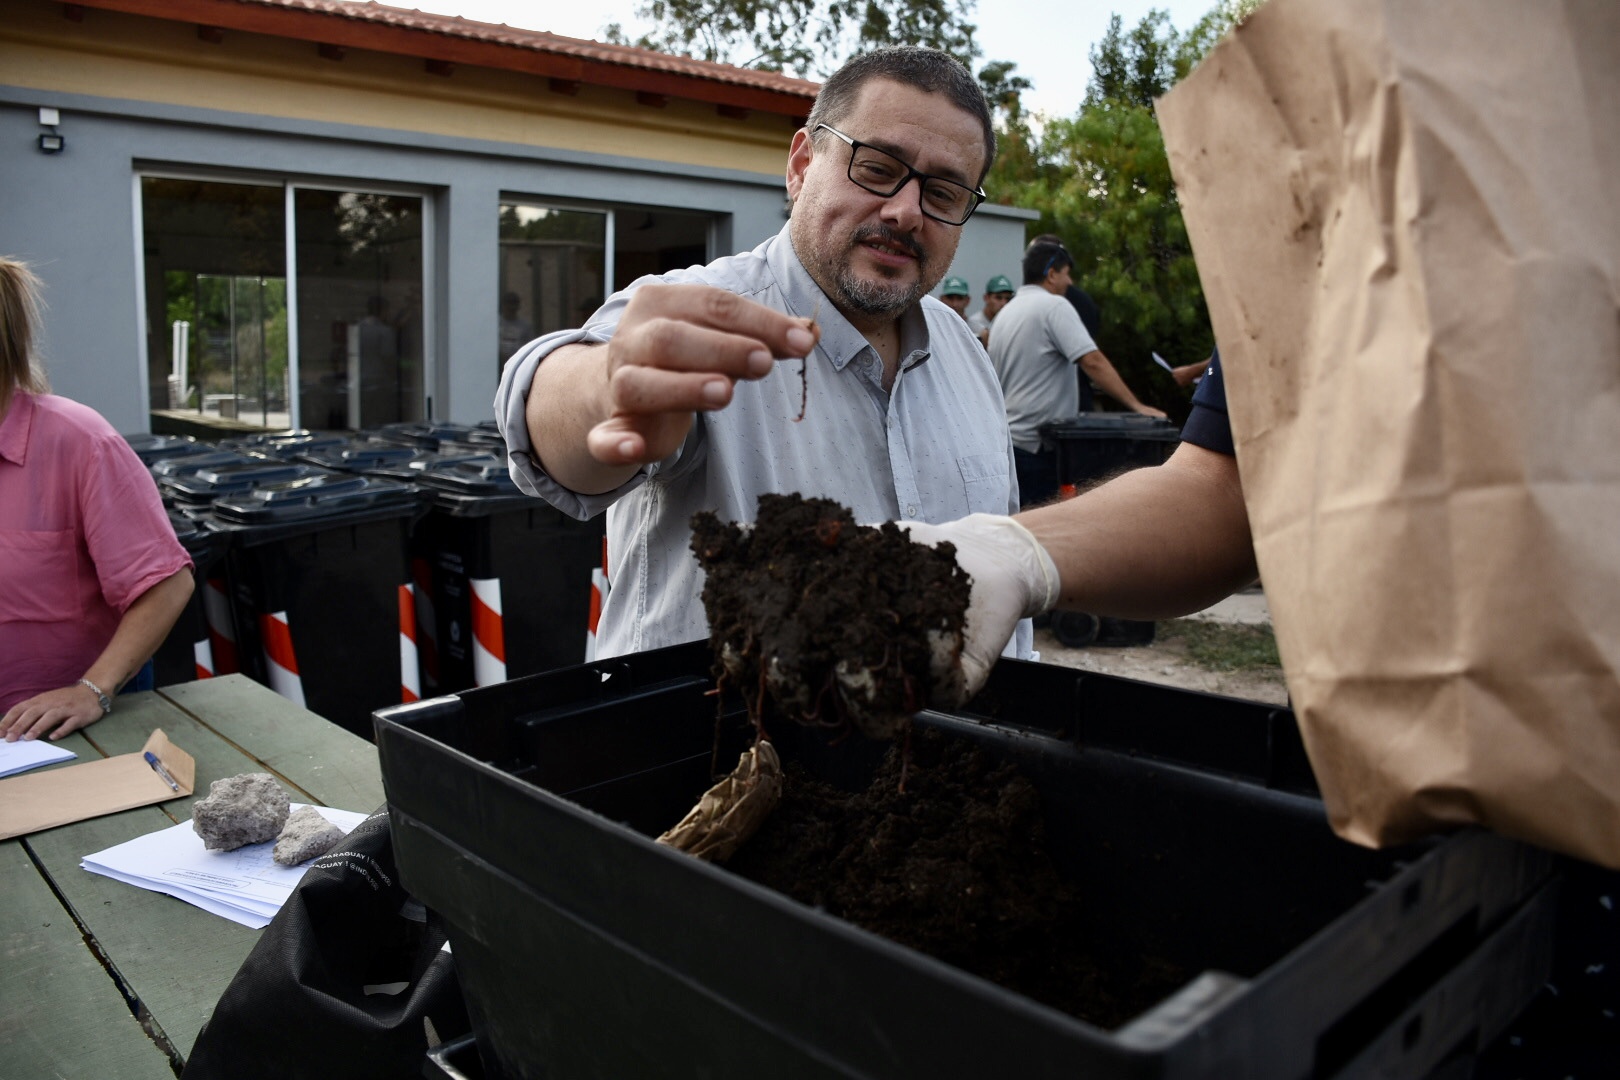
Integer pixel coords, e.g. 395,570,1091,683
899,514,1061,704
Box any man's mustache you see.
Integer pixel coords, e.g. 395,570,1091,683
852,225,925,263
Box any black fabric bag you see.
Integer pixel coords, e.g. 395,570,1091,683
183,806,469,1080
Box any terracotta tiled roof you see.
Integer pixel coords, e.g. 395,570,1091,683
251,0,818,96
68,0,822,116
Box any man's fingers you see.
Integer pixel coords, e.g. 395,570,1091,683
611,365,735,415
624,284,820,360
615,316,806,382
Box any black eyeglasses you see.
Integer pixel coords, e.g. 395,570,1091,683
814,123,986,226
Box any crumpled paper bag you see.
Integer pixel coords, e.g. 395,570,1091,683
656,740,782,863
1157,0,1620,865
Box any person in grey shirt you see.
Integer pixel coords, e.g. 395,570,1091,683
989,242,1165,506
495,46,1031,661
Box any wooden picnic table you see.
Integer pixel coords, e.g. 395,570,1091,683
0,675,385,1079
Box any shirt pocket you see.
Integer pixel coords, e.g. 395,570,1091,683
0,529,85,623
956,452,1011,515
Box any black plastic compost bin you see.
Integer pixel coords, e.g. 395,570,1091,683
1041,414,1181,489
407,455,604,696
206,472,422,737
375,643,1558,1080
150,509,225,686
1040,415,1183,648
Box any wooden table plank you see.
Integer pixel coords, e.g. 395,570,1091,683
161,675,386,812
17,679,389,1072
23,691,273,1061
0,839,176,1080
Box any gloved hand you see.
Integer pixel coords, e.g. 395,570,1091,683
897,514,1061,704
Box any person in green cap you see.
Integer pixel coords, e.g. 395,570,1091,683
938,274,972,320
968,273,1015,348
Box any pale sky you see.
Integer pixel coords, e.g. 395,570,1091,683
416,0,1216,121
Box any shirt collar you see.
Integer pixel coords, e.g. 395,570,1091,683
0,391,36,466
772,223,932,374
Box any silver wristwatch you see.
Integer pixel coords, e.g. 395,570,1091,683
78,677,113,716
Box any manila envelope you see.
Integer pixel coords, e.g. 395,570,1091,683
0,729,196,840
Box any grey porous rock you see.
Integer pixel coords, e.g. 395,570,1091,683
273,805,347,866
191,773,291,851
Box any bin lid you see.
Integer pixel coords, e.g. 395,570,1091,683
298,441,430,473
412,454,536,515
1040,415,1181,440
149,449,260,479
123,433,207,465
365,421,485,452
209,472,420,525
166,507,207,545
219,430,350,460
166,507,219,560
413,454,521,495
161,461,328,506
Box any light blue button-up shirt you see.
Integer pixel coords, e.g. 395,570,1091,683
496,223,1031,660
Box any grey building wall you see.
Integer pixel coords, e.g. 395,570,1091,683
1,87,1032,433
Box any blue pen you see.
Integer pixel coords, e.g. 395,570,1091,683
144,750,181,792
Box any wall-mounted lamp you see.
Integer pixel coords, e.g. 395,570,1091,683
38,106,64,154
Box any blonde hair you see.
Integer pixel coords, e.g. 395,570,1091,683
0,257,50,415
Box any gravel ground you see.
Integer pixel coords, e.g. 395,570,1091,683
1032,588,1291,707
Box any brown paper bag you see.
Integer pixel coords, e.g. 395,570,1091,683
1157,0,1620,866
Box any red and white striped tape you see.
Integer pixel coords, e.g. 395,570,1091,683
258,609,305,706
585,537,610,662
203,576,238,675
470,576,506,686
193,638,215,681
399,583,420,703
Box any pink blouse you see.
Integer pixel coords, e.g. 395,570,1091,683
0,393,192,710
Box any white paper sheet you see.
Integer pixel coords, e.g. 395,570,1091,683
81,804,370,927
0,739,76,779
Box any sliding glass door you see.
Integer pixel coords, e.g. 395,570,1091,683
142,176,427,432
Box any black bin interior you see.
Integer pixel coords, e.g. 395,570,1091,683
376,643,1553,1080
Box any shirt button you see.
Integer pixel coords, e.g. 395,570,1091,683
905,505,918,517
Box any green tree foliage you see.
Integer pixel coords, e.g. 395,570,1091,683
986,2,1264,418
605,0,982,78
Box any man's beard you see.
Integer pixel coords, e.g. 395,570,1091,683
830,225,931,318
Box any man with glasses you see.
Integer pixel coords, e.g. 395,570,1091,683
989,241,1167,508
495,46,1030,660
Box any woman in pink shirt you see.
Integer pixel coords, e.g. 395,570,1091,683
0,257,194,741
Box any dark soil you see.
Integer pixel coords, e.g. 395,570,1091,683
727,727,1193,1030
692,493,971,739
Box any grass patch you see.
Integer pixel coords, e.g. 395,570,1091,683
1158,619,1282,672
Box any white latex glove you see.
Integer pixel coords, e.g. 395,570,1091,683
898,514,1061,703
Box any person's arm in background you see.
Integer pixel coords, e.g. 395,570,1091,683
2,568,194,741
1170,361,1207,388
901,348,1249,696
525,284,818,495
1022,441,1255,617
1077,349,1168,419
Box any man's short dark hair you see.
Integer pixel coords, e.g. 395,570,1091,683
806,46,996,184
1023,242,1072,284
1027,232,1066,251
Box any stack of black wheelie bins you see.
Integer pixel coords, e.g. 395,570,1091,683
376,642,1564,1080
137,424,603,736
